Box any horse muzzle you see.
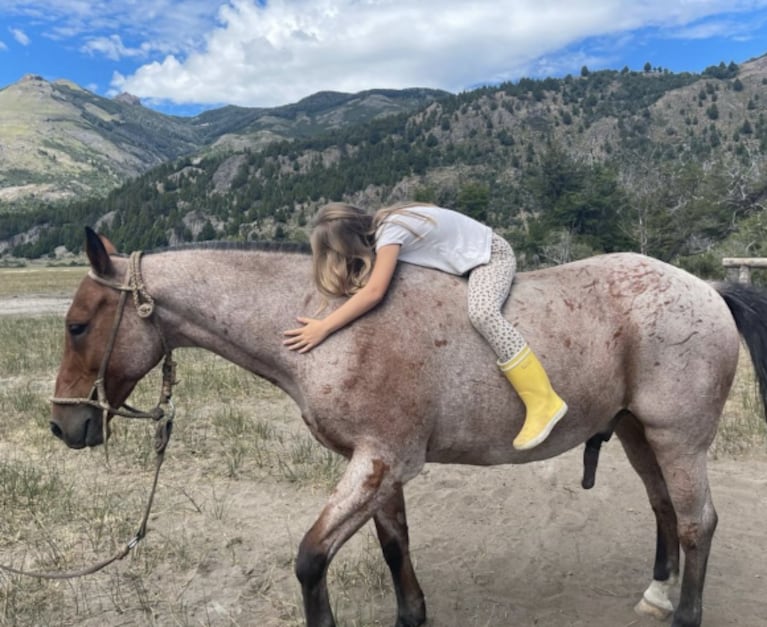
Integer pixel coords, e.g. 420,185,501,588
50,405,109,449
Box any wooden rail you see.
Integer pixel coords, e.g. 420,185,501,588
721,257,767,284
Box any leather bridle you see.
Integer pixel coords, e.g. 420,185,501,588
50,250,176,431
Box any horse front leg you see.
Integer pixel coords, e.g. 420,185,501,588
373,485,426,627
615,414,680,619
295,449,402,627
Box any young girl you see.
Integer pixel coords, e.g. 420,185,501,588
283,201,567,450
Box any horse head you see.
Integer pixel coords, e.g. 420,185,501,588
50,228,166,448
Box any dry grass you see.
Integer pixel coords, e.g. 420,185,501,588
0,310,381,626
0,265,85,298
712,347,767,458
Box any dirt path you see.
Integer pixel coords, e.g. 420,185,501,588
87,444,762,627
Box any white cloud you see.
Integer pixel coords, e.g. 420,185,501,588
4,0,767,107
0,40,6,51
2,1,220,55
82,34,152,61
107,0,767,108
671,15,767,41
10,27,30,46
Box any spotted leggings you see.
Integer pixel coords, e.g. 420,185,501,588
467,234,526,363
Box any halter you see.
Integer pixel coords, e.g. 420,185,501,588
0,251,177,580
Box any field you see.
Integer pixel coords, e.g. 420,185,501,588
0,266,766,626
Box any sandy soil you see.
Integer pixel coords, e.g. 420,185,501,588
5,296,766,626
150,446,767,627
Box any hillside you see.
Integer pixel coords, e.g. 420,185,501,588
191,88,452,150
2,55,767,272
0,75,200,205
0,76,447,206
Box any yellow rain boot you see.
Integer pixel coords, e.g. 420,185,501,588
499,345,568,450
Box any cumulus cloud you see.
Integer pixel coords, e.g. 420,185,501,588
107,0,767,108
5,0,767,108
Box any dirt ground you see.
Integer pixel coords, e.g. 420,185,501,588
148,446,767,627
3,296,766,626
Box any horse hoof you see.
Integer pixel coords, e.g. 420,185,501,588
635,596,674,620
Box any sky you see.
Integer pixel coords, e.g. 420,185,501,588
2,1,767,117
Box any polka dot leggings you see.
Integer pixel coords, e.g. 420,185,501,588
467,234,526,363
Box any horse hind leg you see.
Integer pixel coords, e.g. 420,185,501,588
295,449,417,627
615,413,680,620
373,486,426,627
643,426,718,627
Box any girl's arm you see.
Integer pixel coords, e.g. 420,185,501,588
283,244,401,353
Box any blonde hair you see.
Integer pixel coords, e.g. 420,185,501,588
310,201,437,298
310,203,375,298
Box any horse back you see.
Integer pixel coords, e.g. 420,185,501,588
299,253,739,467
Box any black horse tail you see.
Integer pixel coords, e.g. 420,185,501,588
715,281,767,420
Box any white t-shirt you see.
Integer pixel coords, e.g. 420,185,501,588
374,205,492,275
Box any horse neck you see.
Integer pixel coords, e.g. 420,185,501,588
135,247,313,397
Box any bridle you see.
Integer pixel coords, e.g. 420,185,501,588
1,251,177,580
50,250,176,429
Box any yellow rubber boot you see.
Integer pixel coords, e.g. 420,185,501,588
499,345,568,450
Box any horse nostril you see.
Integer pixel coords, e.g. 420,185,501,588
50,422,63,440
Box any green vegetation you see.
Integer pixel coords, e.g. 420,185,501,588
3,57,767,276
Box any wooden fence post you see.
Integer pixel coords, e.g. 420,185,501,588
721,257,767,284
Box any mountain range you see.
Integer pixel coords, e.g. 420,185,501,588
2,55,767,272
0,74,447,206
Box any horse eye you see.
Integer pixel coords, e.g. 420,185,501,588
68,323,88,337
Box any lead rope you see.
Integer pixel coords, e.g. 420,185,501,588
1,252,177,580
0,408,173,579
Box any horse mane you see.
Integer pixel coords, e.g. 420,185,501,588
143,240,312,256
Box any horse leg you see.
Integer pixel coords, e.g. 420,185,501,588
295,449,406,627
373,485,426,627
647,432,717,627
615,414,680,619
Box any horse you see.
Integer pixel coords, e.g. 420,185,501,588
49,227,767,627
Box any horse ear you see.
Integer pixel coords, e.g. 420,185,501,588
99,233,118,255
85,227,114,276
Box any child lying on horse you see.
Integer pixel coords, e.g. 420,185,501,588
283,201,567,450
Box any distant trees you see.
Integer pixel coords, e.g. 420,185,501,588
456,182,490,222
702,61,739,80
514,145,632,264
3,58,765,274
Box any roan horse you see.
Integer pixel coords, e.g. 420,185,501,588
50,228,767,627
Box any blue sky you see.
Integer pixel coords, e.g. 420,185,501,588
2,1,767,117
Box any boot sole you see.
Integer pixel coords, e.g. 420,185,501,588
513,403,568,451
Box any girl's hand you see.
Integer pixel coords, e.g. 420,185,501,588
284,245,401,355
283,317,330,353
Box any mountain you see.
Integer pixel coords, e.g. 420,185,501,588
0,75,200,205
0,75,448,206
190,88,453,151
3,55,767,272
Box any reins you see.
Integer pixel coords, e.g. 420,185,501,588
0,251,177,580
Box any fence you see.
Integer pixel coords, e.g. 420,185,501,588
721,257,767,284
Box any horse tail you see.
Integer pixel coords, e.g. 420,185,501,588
715,281,767,419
